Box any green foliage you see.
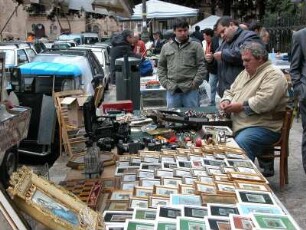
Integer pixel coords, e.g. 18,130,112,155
266,0,297,14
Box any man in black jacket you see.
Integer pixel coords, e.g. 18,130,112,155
206,16,262,97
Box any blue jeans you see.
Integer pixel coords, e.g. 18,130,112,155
209,73,218,106
235,127,280,161
167,90,199,108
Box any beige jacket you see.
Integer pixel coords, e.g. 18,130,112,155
222,61,288,133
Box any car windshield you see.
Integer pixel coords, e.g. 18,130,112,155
0,49,15,68
92,50,106,66
32,54,94,94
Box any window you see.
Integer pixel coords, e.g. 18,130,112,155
17,49,29,66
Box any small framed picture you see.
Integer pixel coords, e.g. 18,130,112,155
189,155,204,162
237,203,284,215
170,194,201,206
191,147,202,154
229,172,266,183
179,184,195,195
207,203,239,217
107,201,129,211
251,213,300,230
103,210,133,224
173,168,192,178
177,216,207,230
115,166,139,176
205,216,231,230
140,163,162,171
142,156,160,164
221,166,236,174
137,170,155,179
236,189,276,205
175,155,189,162
149,196,170,208
133,186,153,198
176,148,192,155
183,205,208,219
202,125,233,136
110,190,133,201
125,219,155,230
182,177,196,185
194,182,217,195
129,197,149,210
162,177,182,187
177,160,192,168
215,182,236,194
229,214,255,230
132,208,157,220
120,181,139,191
213,174,230,182
235,166,260,174
157,205,183,220
101,177,116,191
191,160,204,168
121,173,137,182
201,194,237,206
162,161,178,169
154,220,177,230
225,152,247,159
203,159,226,167
155,169,174,178
160,155,176,163
226,159,255,169
191,169,208,177
214,153,226,160
130,157,142,166
234,181,271,192
206,166,223,176
153,185,179,197
140,178,161,188
116,161,130,167
198,176,215,185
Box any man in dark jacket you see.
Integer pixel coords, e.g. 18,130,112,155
110,30,140,84
206,16,262,97
192,25,203,43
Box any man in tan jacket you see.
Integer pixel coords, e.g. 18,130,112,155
220,41,288,176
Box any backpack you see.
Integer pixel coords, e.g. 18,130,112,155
139,58,153,77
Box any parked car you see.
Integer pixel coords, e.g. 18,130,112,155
82,32,100,44
58,33,85,45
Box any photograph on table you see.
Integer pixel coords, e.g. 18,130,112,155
142,156,160,164
183,205,208,219
206,166,224,176
133,186,153,198
170,194,202,206
177,216,207,230
201,194,237,206
129,197,149,210
137,169,155,179
225,159,255,169
198,175,215,185
237,203,284,215
162,161,179,169
120,181,139,191
179,184,195,195
228,172,266,183
124,219,155,230
235,166,260,174
213,174,230,182
177,160,193,168
207,203,239,217
215,181,236,194
140,163,162,171
225,152,247,159
102,210,133,224
202,125,233,136
160,155,176,163
182,177,197,185
132,208,157,220
121,173,137,182
162,177,182,187
236,189,276,205
154,220,177,230
191,168,208,177
203,159,226,167
115,166,139,176
220,166,236,174
205,216,231,230
251,213,300,230
153,185,179,197
140,178,161,188
173,168,192,178
149,196,170,209
229,214,255,230
130,157,142,166
234,181,271,192
155,169,174,178
157,205,183,220
110,190,133,201
194,181,217,195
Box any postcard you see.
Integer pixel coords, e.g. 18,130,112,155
132,208,157,220
170,194,202,206
237,203,284,215
177,216,207,230
207,203,239,217
236,189,276,205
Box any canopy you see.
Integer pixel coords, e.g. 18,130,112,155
19,62,82,77
191,15,220,31
127,0,198,20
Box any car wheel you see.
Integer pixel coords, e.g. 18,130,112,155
0,146,18,188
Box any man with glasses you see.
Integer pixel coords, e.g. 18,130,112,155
220,41,288,177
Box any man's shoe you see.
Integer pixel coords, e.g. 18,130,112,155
262,168,274,177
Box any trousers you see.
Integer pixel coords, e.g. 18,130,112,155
208,73,218,106
299,100,306,173
235,127,280,162
167,90,199,108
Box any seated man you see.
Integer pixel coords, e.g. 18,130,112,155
219,41,288,176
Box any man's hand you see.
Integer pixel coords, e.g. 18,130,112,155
213,51,222,61
205,53,214,63
223,102,244,113
220,100,230,110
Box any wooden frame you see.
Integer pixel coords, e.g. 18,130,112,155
132,208,157,220
139,178,161,188
129,197,149,210
149,196,170,208
107,201,129,211
215,181,236,194
229,214,255,230
133,186,153,198
155,169,174,178
235,189,276,205
234,181,271,192
153,185,178,197
110,190,133,201
207,203,239,217
201,194,237,206
179,184,195,195
228,172,266,183
120,181,139,191
137,169,155,179
194,181,217,195
162,177,182,187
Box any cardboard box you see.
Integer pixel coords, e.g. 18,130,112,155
61,95,89,127
100,100,133,113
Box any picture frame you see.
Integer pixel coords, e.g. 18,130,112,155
162,177,182,187
228,172,266,183
162,161,178,169
170,194,202,206
175,155,189,162
189,155,204,162
105,224,124,230
225,152,247,160
229,214,255,230
153,185,179,197
125,219,155,230
149,196,170,208
177,216,207,230
207,203,239,217
198,176,215,185
157,205,183,220
160,155,176,163
115,166,139,176
205,216,231,230
107,201,129,211
226,159,255,169
202,125,233,136
133,186,153,198
121,173,137,182
173,168,192,178
237,203,284,215
102,210,133,224
101,177,117,191
235,166,260,174
129,197,149,210
179,184,195,195
7,166,103,229
129,157,142,166
206,166,223,176
140,178,161,188
191,147,202,154
203,159,226,167
177,160,193,168
110,190,133,201
201,194,237,206
154,220,177,230
220,166,236,174
120,181,139,191
234,181,271,192
132,208,157,220
251,213,300,230
140,163,162,171
182,177,197,185
116,161,130,167
235,189,276,205
183,205,208,219
194,181,217,195
191,160,205,168
215,181,236,194
155,169,174,178
142,156,160,164
176,148,192,155
137,170,155,179
213,174,230,182
191,169,208,177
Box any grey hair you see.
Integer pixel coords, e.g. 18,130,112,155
240,41,268,61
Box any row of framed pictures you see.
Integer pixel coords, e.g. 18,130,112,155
102,191,299,230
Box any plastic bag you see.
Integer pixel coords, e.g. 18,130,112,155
139,58,153,77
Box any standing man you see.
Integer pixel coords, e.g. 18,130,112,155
158,18,207,108
151,31,164,55
206,16,261,97
220,41,288,176
290,28,306,173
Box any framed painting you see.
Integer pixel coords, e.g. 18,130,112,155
125,219,155,230
183,205,208,219
157,205,183,220
251,213,300,230
229,214,255,230
177,216,207,230
207,203,239,217
149,196,170,208
154,220,177,230
170,194,202,206
102,210,133,224
237,203,284,215
235,189,276,205
132,208,157,220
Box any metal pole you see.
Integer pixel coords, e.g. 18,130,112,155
0,3,21,41
141,0,150,43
